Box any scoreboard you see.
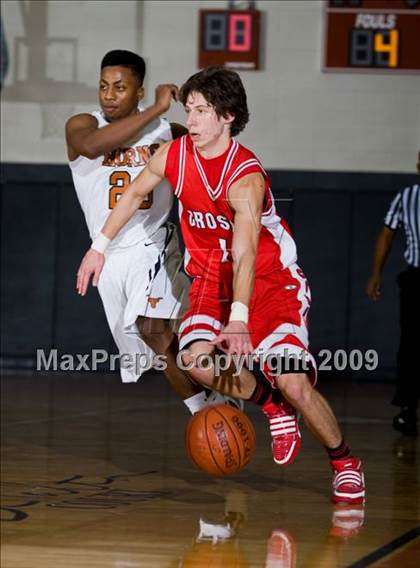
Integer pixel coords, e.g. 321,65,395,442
198,9,261,70
323,0,420,73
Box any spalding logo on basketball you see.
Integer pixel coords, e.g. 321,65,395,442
185,404,256,476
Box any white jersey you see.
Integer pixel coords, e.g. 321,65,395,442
69,108,173,249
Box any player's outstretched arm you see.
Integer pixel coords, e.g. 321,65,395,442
66,84,179,160
76,142,171,296
366,225,396,301
210,172,265,356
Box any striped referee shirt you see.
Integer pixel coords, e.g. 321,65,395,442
384,184,420,267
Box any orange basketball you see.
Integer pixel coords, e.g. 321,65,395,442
185,404,256,476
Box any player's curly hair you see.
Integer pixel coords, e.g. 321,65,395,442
101,50,146,86
179,66,249,137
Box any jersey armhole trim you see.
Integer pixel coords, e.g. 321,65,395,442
68,154,85,168
174,136,187,198
226,160,269,211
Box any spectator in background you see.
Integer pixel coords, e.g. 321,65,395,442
366,151,420,436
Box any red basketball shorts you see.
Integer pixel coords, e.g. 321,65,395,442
178,263,317,385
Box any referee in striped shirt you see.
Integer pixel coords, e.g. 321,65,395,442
367,153,420,436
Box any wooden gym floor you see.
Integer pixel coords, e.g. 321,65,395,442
1,371,419,567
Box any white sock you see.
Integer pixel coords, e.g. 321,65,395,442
184,391,208,415
207,390,225,405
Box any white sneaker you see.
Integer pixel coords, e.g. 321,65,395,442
207,390,244,411
196,518,234,543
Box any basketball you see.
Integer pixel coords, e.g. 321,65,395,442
185,404,256,476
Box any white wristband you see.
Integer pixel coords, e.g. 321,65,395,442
91,232,110,254
229,301,249,324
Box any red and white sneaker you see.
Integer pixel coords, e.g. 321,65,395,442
266,529,297,568
262,400,301,466
329,504,365,540
331,458,365,504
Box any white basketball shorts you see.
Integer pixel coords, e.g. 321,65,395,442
97,223,190,383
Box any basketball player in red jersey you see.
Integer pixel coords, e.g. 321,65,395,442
77,67,365,504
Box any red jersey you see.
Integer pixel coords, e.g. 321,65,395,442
165,135,297,282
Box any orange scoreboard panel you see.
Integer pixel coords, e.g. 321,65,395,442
323,0,420,73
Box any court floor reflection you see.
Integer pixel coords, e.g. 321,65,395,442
1,372,418,567
173,491,365,568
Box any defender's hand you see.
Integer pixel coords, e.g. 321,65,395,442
76,249,105,296
155,84,179,113
210,321,254,356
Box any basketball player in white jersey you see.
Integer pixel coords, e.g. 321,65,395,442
66,50,235,414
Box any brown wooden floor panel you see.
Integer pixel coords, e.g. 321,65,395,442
1,372,419,567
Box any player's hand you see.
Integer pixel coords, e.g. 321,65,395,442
76,249,105,296
366,273,382,301
210,321,254,356
155,84,179,113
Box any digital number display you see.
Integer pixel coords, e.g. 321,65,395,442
229,15,252,52
324,0,420,73
203,14,227,51
199,10,260,70
350,29,399,67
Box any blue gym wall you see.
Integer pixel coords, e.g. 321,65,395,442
1,164,415,379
